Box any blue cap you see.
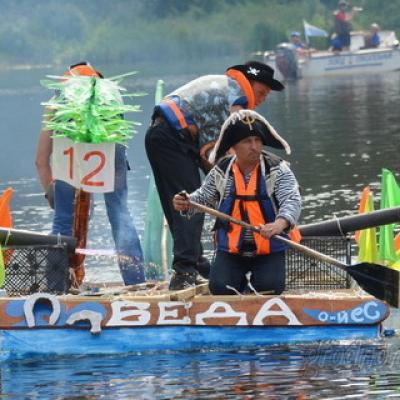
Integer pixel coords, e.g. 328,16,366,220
291,31,301,37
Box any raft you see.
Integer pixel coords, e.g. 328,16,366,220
0,282,390,360
0,231,394,360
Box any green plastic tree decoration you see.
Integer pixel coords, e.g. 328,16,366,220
41,71,144,144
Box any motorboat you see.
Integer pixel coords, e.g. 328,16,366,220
261,31,400,79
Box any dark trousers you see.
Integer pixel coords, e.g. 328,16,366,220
209,250,286,295
145,121,208,275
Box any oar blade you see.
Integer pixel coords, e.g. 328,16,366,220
347,263,400,307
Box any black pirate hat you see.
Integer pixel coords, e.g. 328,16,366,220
209,110,291,163
226,61,284,91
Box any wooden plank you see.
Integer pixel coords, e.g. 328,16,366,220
113,294,172,301
170,283,209,301
0,290,390,328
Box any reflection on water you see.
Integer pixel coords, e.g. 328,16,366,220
1,64,400,397
2,342,400,399
268,73,400,223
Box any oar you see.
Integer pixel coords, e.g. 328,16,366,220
299,206,400,236
0,227,77,252
0,227,118,257
187,199,400,307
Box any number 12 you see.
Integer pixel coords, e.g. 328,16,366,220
63,147,106,187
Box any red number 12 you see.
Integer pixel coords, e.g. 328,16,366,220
63,147,106,187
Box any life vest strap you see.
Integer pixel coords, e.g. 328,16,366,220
225,69,256,110
163,98,188,129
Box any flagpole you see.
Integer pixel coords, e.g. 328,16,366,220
303,20,310,45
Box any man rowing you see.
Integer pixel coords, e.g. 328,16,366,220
173,110,301,295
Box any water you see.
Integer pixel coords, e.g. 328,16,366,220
2,342,400,399
1,63,400,398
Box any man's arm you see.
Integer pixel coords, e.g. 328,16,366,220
173,166,220,215
35,127,53,191
273,162,302,227
259,163,301,239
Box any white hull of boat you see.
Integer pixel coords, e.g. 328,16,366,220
264,47,400,79
298,48,400,77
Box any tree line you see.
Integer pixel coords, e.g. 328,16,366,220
0,0,397,66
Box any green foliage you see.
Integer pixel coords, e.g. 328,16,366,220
0,0,398,65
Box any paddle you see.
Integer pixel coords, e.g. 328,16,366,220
186,199,400,307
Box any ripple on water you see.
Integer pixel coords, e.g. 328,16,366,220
1,342,400,399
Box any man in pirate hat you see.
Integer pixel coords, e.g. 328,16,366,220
173,110,301,295
145,61,284,290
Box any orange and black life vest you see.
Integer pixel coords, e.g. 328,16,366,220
216,161,288,255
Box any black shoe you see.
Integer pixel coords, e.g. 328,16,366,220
169,271,197,291
196,256,211,279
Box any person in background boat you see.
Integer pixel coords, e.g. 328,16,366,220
145,61,284,290
290,32,306,49
363,23,381,49
290,31,308,53
173,110,301,295
35,62,145,286
290,31,314,58
333,0,361,51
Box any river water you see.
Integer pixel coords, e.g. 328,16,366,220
0,61,400,398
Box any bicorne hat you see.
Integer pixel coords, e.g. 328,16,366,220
226,61,284,91
208,110,291,163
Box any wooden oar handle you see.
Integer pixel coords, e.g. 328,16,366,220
188,199,346,269
271,234,345,268
187,199,260,232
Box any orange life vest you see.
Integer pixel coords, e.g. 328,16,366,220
229,162,270,254
216,157,301,255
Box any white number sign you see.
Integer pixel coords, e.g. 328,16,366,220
52,137,115,193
